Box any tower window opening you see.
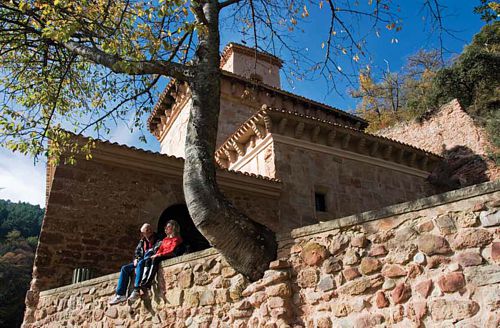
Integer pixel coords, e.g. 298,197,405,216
315,193,327,212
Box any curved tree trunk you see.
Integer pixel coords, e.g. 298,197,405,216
183,0,276,281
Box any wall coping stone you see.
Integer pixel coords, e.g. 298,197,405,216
37,181,499,297
282,180,500,240
39,248,219,297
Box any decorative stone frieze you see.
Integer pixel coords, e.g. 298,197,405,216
148,69,367,140
215,107,442,175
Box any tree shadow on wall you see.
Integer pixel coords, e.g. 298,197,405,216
126,269,168,318
428,145,489,193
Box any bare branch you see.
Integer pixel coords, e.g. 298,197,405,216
219,0,243,9
63,41,194,81
249,0,258,70
166,31,191,62
79,75,161,134
41,55,76,143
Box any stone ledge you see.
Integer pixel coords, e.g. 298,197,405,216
39,248,219,297
285,180,500,240
216,108,441,174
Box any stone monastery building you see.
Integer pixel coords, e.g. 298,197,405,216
23,44,500,327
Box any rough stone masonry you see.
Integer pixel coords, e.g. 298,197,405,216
24,181,500,327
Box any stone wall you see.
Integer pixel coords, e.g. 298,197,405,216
221,51,281,89
25,181,500,327
273,140,433,230
32,151,279,293
377,99,499,181
159,88,263,158
159,99,192,157
35,160,184,292
278,180,499,327
217,95,261,148
228,136,276,179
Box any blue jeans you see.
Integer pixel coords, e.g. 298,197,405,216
115,259,147,296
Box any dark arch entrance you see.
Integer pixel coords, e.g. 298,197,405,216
157,204,210,253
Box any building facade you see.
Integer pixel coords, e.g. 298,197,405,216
23,44,450,325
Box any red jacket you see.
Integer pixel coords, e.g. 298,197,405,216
155,236,182,257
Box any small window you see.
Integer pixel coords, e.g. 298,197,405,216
315,193,327,212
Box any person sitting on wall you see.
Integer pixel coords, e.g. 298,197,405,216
109,223,160,305
139,220,183,290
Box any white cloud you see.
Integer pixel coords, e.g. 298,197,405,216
108,115,160,152
0,117,159,208
109,119,137,146
0,148,46,206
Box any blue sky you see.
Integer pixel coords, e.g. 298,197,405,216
221,0,485,111
0,0,488,206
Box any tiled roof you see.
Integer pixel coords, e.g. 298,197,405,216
148,71,367,134
221,71,367,126
215,107,442,171
220,42,283,68
72,134,281,184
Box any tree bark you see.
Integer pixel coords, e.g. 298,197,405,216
183,0,277,281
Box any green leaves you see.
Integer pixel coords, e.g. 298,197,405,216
0,199,43,327
474,0,500,22
0,0,185,160
353,50,442,131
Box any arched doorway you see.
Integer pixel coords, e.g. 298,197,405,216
157,204,210,253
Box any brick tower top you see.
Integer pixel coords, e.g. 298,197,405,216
220,43,283,88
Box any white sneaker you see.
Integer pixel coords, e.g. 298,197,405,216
109,295,127,305
127,290,140,302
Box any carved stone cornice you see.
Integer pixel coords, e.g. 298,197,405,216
215,107,443,176
148,81,191,141
229,134,274,174
220,43,283,69
215,110,271,168
148,72,368,138
218,71,367,129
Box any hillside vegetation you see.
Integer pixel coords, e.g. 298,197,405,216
353,22,500,159
0,199,43,328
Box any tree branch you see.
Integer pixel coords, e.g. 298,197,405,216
192,3,209,25
41,55,75,144
219,0,242,9
79,75,161,134
63,41,194,81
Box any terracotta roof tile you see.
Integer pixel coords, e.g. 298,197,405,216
215,107,442,168
75,134,281,183
220,42,283,68
148,71,367,134
221,71,367,125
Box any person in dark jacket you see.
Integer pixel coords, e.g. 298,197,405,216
140,220,183,289
109,223,160,305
